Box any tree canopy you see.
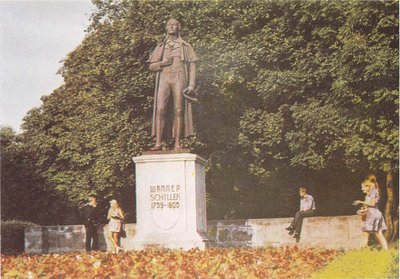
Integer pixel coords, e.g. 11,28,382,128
3,0,398,225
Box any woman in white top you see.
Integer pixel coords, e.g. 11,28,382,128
107,199,125,253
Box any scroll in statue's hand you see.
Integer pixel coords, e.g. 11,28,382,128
183,85,198,102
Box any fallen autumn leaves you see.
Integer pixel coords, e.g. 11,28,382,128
2,246,341,278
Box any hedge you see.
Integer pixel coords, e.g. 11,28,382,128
1,220,37,255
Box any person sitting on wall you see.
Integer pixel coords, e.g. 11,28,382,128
286,186,316,242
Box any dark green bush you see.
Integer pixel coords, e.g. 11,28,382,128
1,220,36,255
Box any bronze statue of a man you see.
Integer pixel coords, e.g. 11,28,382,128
147,18,198,150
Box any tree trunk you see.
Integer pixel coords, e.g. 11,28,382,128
383,166,398,242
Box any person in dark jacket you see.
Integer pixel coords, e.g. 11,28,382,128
81,194,101,251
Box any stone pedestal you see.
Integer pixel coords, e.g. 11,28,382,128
132,152,208,250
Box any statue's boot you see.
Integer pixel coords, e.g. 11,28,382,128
175,145,183,150
150,145,162,151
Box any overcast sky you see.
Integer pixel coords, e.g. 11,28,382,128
0,0,95,132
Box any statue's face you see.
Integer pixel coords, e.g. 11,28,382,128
166,19,180,35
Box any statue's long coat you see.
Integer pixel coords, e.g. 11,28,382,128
147,37,198,138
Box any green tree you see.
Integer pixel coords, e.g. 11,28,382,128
333,1,399,240
1,127,72,224
19,0,398,227
238,0,398,236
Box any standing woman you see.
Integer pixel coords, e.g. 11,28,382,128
356,174,381,218
107,199,125,253
353,180,388,250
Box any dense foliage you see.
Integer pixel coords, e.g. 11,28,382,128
1,247,341,278
2,0,398,225
0,127,74,224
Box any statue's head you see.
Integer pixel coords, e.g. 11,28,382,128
165,18,181,36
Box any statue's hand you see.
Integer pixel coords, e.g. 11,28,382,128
160,57,173,67
183,85,195,95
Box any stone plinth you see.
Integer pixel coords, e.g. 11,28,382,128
132,153,208,250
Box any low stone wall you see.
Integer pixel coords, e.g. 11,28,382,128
25,225,87,254
207,215,363,250
25,224,136,254
25,215,363,254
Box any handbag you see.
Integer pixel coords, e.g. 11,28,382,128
120,224,127,238
357,207,368,221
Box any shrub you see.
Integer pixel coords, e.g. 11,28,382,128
1,220,37,255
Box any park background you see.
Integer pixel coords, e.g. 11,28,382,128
1,0,399,246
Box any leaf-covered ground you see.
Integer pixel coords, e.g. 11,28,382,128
1,246,341,278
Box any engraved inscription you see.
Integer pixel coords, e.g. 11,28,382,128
150,185,181,210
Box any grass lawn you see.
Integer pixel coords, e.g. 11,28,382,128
312,247,399,279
